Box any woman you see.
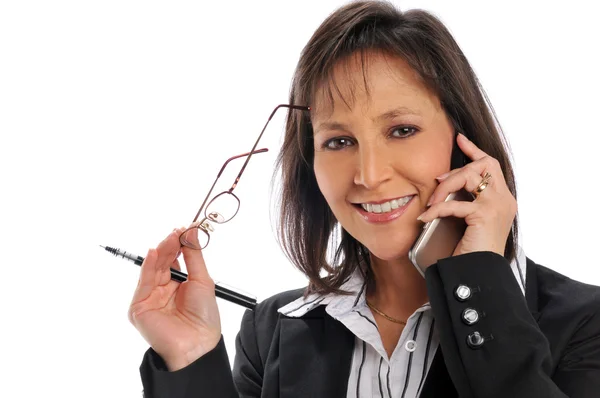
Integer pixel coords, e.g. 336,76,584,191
129,2,600,397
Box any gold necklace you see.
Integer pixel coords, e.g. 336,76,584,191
366,300,407,325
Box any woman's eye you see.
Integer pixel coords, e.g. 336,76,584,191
323,137,354,150
390,126,418,138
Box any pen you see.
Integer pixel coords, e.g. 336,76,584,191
101,245,257,310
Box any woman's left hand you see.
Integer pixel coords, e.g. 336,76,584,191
417,133,517,258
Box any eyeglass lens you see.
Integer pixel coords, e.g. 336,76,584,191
180,192,240,249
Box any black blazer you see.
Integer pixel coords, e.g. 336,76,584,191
140,251,600,397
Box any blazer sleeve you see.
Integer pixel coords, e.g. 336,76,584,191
425,251,600,398
139,309,263,398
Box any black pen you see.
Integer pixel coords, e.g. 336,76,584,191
101,245,257,310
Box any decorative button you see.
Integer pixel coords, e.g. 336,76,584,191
467,332,485,349
454,285,472,301
462,308,480,325
405,340,417,352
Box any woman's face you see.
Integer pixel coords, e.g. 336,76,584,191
311,52,454,261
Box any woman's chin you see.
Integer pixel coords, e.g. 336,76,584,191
363,240,414,262
349,226,421,262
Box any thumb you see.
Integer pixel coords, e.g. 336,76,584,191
180,226,211,282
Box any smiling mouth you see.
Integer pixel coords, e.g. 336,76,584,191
355,195,414,214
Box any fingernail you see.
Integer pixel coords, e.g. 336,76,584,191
436,172,450,181
417,213,424,221
458,132,469,141
426,197,433,207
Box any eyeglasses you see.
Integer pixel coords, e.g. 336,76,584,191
179,104,310,250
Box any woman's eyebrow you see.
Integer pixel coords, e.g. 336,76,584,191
314,120,349,133
374,106,421,123
314,107,421,133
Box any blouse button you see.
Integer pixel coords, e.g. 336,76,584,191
405,340,417,352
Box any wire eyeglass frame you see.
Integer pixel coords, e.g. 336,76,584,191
179,104,311,250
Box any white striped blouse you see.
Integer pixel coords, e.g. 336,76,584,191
278,248,527,398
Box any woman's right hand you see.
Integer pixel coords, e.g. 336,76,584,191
128,227,222,371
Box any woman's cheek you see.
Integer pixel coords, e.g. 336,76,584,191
412,144,451,180
314,155,346,204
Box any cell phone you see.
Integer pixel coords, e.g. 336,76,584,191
408,189,474,276
408,132,472,276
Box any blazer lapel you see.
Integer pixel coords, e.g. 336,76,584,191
419,349,458,397
279,306,355,397
525,257,541,321
277,308,459,398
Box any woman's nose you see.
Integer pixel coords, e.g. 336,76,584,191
353,145,393,189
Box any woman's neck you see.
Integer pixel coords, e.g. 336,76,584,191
365,255,429,319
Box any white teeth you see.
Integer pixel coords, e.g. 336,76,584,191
360,196,412,214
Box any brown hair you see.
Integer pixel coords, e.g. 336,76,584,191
275,0,518,295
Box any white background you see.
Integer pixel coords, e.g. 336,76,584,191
1,0,599,396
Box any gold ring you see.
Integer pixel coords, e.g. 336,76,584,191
472,172,492,199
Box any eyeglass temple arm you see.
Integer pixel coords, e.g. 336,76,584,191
218,149,269,178
228,104,311,192
191,148,268,223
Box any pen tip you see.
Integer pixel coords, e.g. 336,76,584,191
99,245,106,249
